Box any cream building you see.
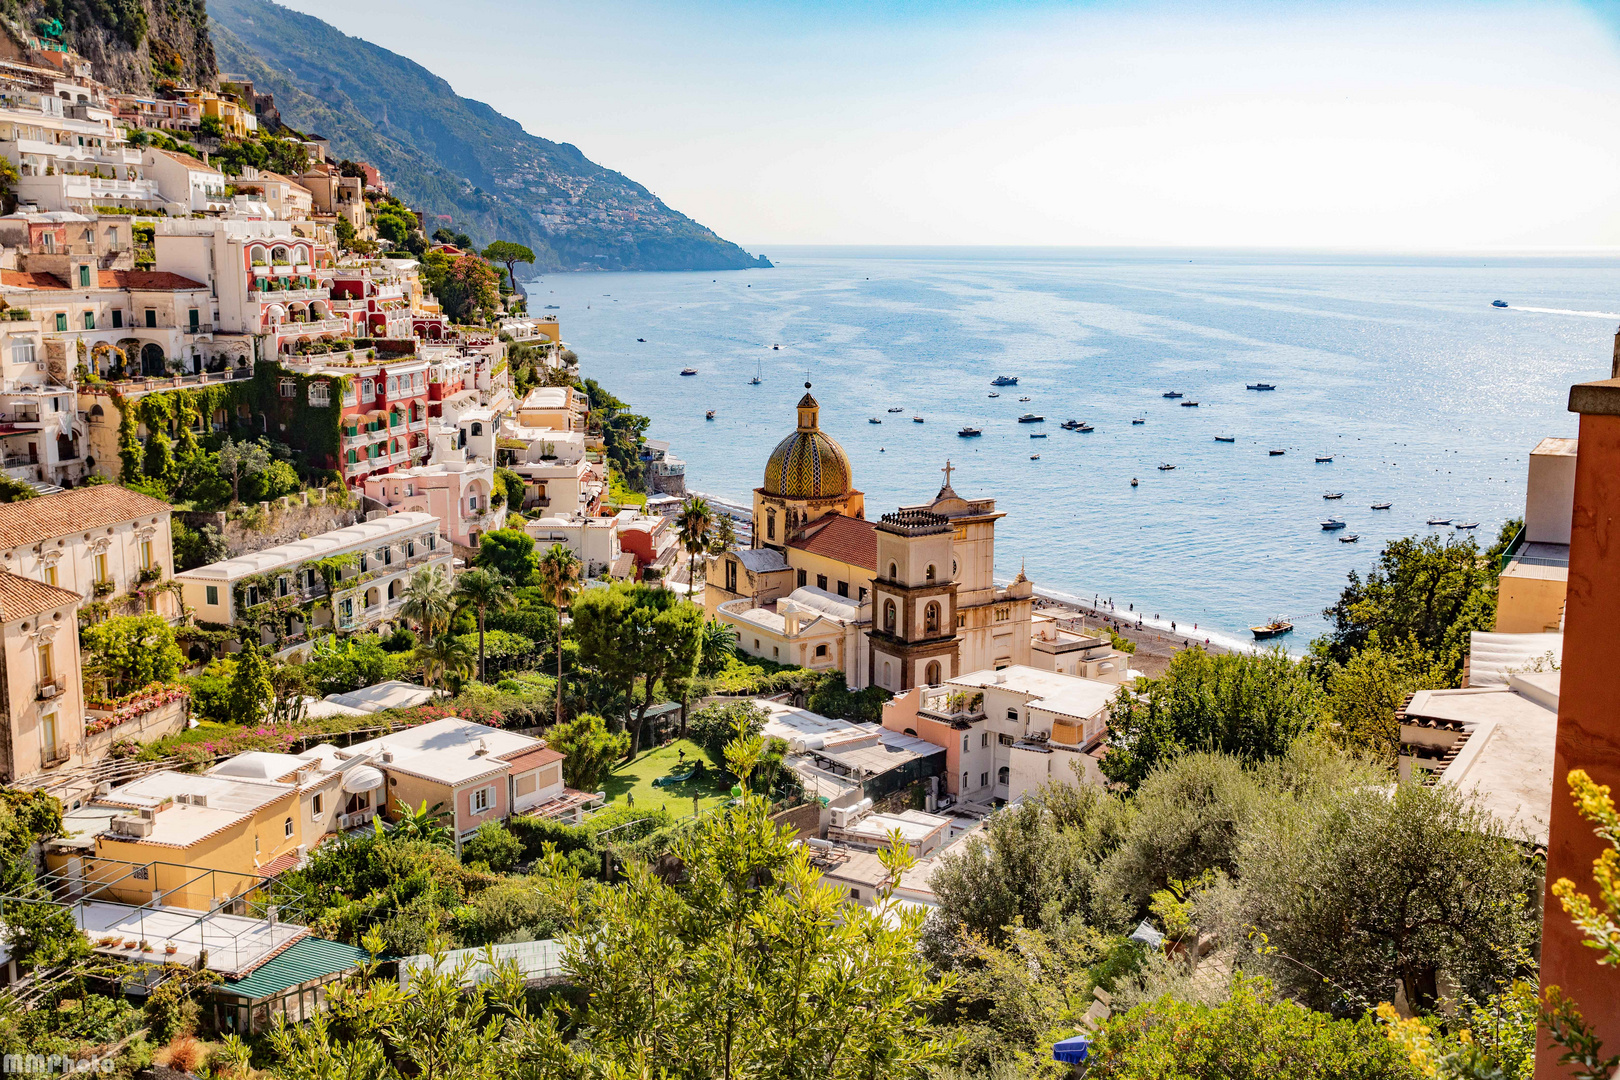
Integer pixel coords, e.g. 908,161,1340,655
705,385,1034,691
0,485,178,619
1496,436,1574,634
0,569,87,783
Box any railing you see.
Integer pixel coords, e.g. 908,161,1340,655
42,743,70,765
185,323,213,335
37,675,65,701
1497,524,1527,575
339,808,375,830
3,454,35,468
248,288,326,304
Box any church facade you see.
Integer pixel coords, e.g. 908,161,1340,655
705,385,1034,692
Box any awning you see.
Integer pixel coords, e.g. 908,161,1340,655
214,937,372,1001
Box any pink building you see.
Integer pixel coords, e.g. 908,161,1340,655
361,456,503,548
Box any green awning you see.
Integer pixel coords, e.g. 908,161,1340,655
215,938,372,1001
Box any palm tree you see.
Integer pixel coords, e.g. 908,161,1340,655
677,496,714,596
453,566,516,682
400,566,453,638
414,632,474,694
536,542,581,726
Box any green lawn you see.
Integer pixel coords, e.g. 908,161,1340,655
603,739,733,814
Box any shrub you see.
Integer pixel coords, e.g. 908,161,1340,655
688,699,769,765
461,821,523,873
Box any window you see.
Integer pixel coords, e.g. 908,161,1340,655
981,733,990,748
980,772,989,788
796,569,806,587
54,312,66,332
111,309,122,328
725,561,737,592
13,340,35,364
308,381,330,406
926,563,936,582
816,574,827,590
470,421,483,437
94,552,108,584
38,641,53,680
888,561,898,580
956,614,967,629
206,585,219,606
998,766,1010,786
255,837,260,855
961,735,968,752
361,379,374,399
359,553,368,572
1007,708,1018,721
82,311,94,330
754,639,760,650
132,865,149,881
284,817,294,839
925,602,941,633
995,607,1010,622
883,599,896,633
43,565,56,587
773,646,779,658
280,378,296,398
144,309,156,328
999,733,1015,747
925,660,941,684
859,587,867,602
387,377,399,396
962,771,969,790
312,793,323,817
471,787,490,814
278,575,290,597
815,643,828,658
849,888,862,900
837,580,848,597
189,308,200,330
140,540,153,570
78,265,90,287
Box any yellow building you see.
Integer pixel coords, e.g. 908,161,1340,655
706,385,1034,692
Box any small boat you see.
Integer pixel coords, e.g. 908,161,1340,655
1030,432,1047,439
544,304,559,309
1163,391,1184,399
1321,519,1347,531
636,337,646,342
705,410,715,420
1269,449,1286,456
749,377,761,385
1371,502,1392,510
1131,417,1145,424
1076,423,1094,432
1030,454,1040,460
1214,435,1235,443
869,417,882,424
912,416,924,423
1251,617,1293,640
1323,492,1343,500
1246,383,1276,391
1455,521,1480,529
1157,463,1175,471
1018,396,1031,402
992,375,1019,386
1017,413,1045,423
750,359,762,385
1340,534,1360,543
988,392,1001,398
1131,478,1139,487
888,407,904,413
958,427,982,437
1060,419,1082,430
680,367,698,376
1492,300,1508,308
773,343,781,349
1315,455,1333,463
1426,517,1452,526
1180,400,1199,407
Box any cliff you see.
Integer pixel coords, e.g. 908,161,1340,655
208,0,769,273
6,0,216,93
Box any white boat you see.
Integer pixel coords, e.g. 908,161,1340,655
1321,519,1347,531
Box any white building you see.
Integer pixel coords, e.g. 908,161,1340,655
141,148,229,215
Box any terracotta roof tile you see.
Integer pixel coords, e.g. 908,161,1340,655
787,514,878,572
0,569,81,620
99,270,207,291
0,269,69,290
156,148,221,173
0,485,170,550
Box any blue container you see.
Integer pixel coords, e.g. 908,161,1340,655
1052,1035,1091,1064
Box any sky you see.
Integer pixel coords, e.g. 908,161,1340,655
273,0,1620,249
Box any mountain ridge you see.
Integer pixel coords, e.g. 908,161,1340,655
208,0,769,273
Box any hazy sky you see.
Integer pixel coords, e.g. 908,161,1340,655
273,0,1620,249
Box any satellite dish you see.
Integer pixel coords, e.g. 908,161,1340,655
341,765,383,794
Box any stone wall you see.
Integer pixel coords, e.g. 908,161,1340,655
176,491,362,559
770,800,823,839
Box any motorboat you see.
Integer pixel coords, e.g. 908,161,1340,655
1316,455,1334,463
888,407,904,413
680,367,698,376
1247,383,1276,391
1340,534,1360,543
1455,521,1480,530
1321,519,1347,531
749,377,761,385
1076,423,1094,432
544,304,559,309
773,343,781,349
1427,517,1452,526
1131,478,1139,486
869,417,882,424
988,392,1001,398
1157,463,1176,471
1269,449,1286,456
1214,435,1235,442
750,359,762,385
1163,391,1184,399
1060,419,1082,430
1030,432,1047,438
1371,502,1392,510
1018,396,1031,402
912,416,924,423
1180,400,1199,407
1030,454,1040,460
637,337,646,342
1132,417,1145,424
992,375,1019,386
1251,618,1294,640
1017,413,1045,423
1323,492,1343,500
1492,300,1508,308
705,410,715,421
958,427,982,437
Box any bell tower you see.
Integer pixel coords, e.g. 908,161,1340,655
869,508,959,693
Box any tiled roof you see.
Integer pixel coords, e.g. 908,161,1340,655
0,269,68,289
0,569,81,620
257,850,304,878
156,148,221,173
99,270,207,291
788,514,877,572
0,485,170,549
216,937,371,999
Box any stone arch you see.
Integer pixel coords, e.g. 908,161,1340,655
888,561,897,580
883,599,897,634
925,563,936,582
139,342,165,376
997,766,1009,786
925,601,941,634
364,586,381,609
925,660,941,685
387,578,401,601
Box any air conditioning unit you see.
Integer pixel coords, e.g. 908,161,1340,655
39,683,58,699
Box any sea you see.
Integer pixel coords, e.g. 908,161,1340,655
521,247,1620,651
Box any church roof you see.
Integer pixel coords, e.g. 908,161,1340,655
762,384,854,501
788,514,877,571
733,547,790,574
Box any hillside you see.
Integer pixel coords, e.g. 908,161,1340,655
208,0,768,273
4,0,216,93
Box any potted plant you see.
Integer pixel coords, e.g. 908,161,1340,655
139,940,154,952
164,941,178,955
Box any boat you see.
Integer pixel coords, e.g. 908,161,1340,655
869,417,882,424
1017,413,1045,423
772,343,781,349
749,377,761,386
912,416,924,423
1250,617,1294,640
1163,391,1184,399
705,410,715,420
1492,300,1508,308
1030,432,1047,439
1426,517,1452,526
544,304,559,309
1371,502,1392,510
1247,383,1276,391
1060,420,1082,430
1269,449,1286,456
1131,417,1146,424
1180,400,1199,407
680,367,698,376
1030,454,1040,460
1076,423,1094,432
1018,396,1031,402
991,375,1019,386
1131,478,1139,486
636,337,646,343
888,407,904,413
1321,519,1347,531
1340,534,1360,543
1323,492,1343,500
1157,463,1176,471
958,427,982,437
988,392,1000,398
1455,521,1480,529
1214,435,1235,443
750,359,762,385
1315,455,1333,463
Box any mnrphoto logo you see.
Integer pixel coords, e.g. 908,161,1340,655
1,1054,116,1074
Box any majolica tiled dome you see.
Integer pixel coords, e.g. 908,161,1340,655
763,386,853,500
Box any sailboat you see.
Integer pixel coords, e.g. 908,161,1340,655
749,358,762,386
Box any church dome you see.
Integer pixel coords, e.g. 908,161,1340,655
762,386,853,500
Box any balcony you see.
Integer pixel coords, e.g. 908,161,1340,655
339,808,375,830
37,674,65,701
249,287,327,304
42,743,70,766
184,323,214,335
277,317,350,339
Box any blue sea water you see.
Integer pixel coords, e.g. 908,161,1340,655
523,247,1620,648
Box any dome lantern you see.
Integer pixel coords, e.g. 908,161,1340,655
762,382,853,500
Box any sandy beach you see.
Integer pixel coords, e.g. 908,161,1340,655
1033,593,1232,679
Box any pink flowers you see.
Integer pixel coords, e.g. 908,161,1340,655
86,683,190,735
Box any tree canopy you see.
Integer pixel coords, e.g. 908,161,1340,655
572,582,704,757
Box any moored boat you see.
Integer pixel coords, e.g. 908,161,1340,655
680,367,698,376
1269,449,1286,456
912,416,924,423
1180,400,1199,407
958,427,982,437
1131,477,1139,486
1163,391,1184,399
869,417,882,424
1131,417,1146,424
1426,517,1452,526
705,410,715,420
992,375,1019,386
1247,383,1276,391
988,392,1000,398
1251,617,1293,639
1321,519,1347,530
1371,502,1392,510
1157,463,1175,471
1492,300,1508,308
1455,521,1480,529
888,407,904,413
1323,492,1343,500
1017,413,1045,423
1030,432,1047,438
1060,420,1082,430
1340,534,1360,543
1214,435,1235,442
1315,455,1333,462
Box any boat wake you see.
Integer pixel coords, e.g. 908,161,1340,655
1507,306,1620,320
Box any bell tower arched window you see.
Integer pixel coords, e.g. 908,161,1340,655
888,561,898,581
883,599,897,634
925,660,941,685
925,601,941,634
926,564,936,582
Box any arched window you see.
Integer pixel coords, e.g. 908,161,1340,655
888,561,898,580
471,422,483,437
283,816,294,838
925,602,940,634
925,660,941,685
815,643,828,658
883,599,897,633
766,510,776,541
926,564,936,582
997,766,1009,786
883,661,892,689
